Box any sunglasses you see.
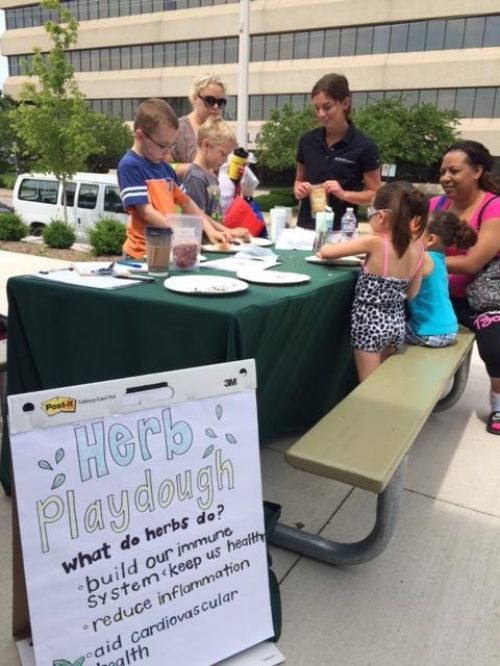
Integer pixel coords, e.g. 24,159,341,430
367,206,392,218
142,130,175,152
198,94,227,109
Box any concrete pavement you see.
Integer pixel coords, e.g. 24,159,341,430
0,249,70,314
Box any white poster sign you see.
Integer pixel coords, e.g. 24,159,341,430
9,361,274,666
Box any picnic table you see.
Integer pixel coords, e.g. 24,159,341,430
1,251,359,493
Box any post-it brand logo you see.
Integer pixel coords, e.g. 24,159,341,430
41,396,76,416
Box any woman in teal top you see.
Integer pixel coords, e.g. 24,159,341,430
406,211,477,347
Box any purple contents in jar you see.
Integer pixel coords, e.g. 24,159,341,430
173,243,198,268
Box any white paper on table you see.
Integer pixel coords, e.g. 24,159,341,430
71,261,149,275
217,641,285,665
32,269,144,289
202,256,280,273
71,261,115,275
275,228,315,251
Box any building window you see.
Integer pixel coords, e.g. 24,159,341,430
473,87,496,118
84,87,500,123
5,0,238,28
455,88,475,117
444,18,465,49
356,26,373,55
9,14,499,74
484,15,500,46
463,16,485,47
279,33,295,60
389,23,409,53
324,29,340,57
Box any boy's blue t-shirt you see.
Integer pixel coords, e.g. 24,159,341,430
117,149,190,259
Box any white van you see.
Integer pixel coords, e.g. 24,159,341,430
13,172,126,238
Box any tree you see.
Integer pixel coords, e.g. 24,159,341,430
85,113,133,173
9,0,102,221
0,92,17,172
256,104,318,171
354,98,460,172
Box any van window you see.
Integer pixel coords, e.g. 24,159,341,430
77,183,98,209
104,185,125,214
61,182,76,207
18,178,58,205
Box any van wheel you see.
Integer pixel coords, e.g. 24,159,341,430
30,223,45,237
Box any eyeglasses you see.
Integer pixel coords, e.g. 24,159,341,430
198,94,227,109
142,131,175,152
367,206,392,218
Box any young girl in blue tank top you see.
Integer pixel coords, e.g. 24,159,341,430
406,211,477,347
318,181,427,381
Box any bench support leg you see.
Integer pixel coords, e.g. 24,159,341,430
270,458,406,565
433,348,472,413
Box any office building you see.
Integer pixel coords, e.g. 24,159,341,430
0,0,499,157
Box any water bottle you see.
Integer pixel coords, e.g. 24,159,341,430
341,207,357,239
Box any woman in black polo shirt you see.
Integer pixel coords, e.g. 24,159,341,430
294,73,381,229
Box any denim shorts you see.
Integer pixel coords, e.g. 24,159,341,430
405,323,456,348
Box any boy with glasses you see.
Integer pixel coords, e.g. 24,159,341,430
118,98,231,259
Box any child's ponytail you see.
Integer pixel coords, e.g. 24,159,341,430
373,182,429,257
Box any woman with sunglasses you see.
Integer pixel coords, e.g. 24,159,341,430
171,73,228,180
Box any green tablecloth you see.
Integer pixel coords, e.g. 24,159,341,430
1,251,358,493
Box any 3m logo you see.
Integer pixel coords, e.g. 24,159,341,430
224,378,237,387
41,396,76,416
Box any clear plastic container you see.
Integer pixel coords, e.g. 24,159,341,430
167,214,203,271
145,226,172,277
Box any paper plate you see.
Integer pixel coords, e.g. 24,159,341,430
164,275,248,295
250,237,273,247
305,255,363,266
236,269,311,286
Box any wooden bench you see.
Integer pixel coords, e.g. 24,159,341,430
270,328,475,565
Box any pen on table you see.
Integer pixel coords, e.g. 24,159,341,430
117,260,144,269
114,274,155,283
38,267,73,274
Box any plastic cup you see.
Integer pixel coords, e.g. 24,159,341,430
145,226,172,277
168,214,203,270
275,206,294,228
270,207,287,243
228,151,248,181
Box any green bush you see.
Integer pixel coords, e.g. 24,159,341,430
0,172,17,189
88,217,126,256
42,219,76,249
254,187,297,212
0,212,28,240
